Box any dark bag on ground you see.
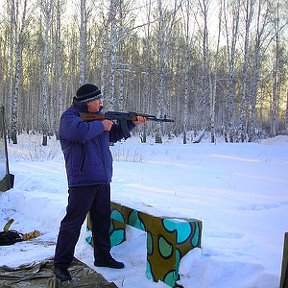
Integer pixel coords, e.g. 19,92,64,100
0,230,23,246
0,219,40,246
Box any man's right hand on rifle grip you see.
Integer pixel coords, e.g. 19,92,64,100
102,119,113,131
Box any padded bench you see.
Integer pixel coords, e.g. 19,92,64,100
86,202,202,288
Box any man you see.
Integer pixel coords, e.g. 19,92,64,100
54,83,146,281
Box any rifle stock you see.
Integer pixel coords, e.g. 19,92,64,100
79,113,106,122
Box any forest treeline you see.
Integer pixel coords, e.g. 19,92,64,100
0,0,287,145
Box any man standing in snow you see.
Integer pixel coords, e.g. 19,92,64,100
54,83,146,281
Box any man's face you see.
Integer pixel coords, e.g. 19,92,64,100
87,98,103,113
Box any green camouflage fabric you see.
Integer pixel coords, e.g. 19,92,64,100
0,258,116,288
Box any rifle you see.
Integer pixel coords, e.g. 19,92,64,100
80,111,174,139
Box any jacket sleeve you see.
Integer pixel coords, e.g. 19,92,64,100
109,120,136,143
59,110,104,143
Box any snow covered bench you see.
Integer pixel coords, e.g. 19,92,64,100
86,202,202,287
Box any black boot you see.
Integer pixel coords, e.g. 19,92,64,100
94,254,124,269
54,267,72,281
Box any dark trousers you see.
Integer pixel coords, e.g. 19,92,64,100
54,184,111,269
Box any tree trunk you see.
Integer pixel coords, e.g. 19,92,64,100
8,0,15,142
224,0,240,142
41,0,53,146
105,0,117,111
238,0,254,142
211,0,223,143
270,2,280,137
11,0,28,144
182,0,191,144
79,0,87,85
155,0,178,144
54,0,63,139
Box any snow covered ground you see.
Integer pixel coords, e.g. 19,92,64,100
0,134,288,288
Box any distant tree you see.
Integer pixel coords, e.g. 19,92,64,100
116,0,137,112
9,0,29,144
210,0,223,143
237,0,255,142
249,0,271,141
140,0,153,143
197,0,212,128
180,0,193,144
155,0,179,143
100,2,110,100
0,9,9,109
64,19,79,100
105,0,117,111
223,0,240,142
52,0,65,137
100,0,141,112
79,0,92,85
40,0,54,146
270,1,284,137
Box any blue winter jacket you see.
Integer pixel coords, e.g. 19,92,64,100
59,98,135,187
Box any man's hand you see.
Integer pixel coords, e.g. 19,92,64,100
102,119,113,131
132,116,147,125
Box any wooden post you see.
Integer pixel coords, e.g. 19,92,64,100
280,232,288,288
0,105,14,192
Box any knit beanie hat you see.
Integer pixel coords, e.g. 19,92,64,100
76,84,102,103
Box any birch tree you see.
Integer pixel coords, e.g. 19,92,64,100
180,0,193,144
117,16,124,112
140,0,153,143
116,0,137,112
270,1,287,137
9,0,29,144
100,3,111,100
52,0,65,136
7,0,15,141
40,0,54,146
0,8,8,109
155,0,179,143
210,0,223,143
97,0,118,111
237,0,254,142
65,22,79,104
197,0,212,131
223,0,240,142
155,0,166,143
100,0,137,111
249,0,271,141
0,20,8,108
79,0,91,85
104,0,117,111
